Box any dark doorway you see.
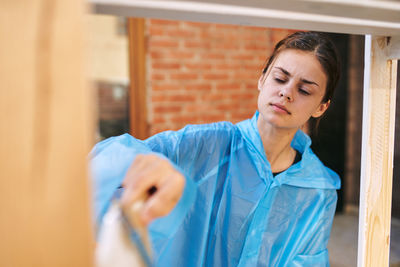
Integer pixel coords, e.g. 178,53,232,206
391,61,400,218
310,33,350,213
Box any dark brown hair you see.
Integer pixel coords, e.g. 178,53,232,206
263,31,340,103
262,31,341,132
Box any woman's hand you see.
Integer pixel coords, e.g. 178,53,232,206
120,154,185,226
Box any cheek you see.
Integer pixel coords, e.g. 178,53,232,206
297,100,321,117
257,92,263,109
257,89,269,106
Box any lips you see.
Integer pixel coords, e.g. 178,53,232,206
271,103,291,114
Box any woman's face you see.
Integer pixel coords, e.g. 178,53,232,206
257,49,329,130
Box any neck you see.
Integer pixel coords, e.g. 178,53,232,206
257,116,298,172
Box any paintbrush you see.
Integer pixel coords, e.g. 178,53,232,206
95,187,154,267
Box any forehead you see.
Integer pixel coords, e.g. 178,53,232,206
272,49,324,73
272,49,327,85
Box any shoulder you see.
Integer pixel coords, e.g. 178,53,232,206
91,133,149,158
302,147,341,190
180,121,238,136
160,121,239,146
286,130,341,190
176,121,239,153
146,121,238,141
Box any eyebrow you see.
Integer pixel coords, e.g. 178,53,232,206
274,67,320,87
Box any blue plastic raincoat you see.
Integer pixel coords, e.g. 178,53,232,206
91,112,340,267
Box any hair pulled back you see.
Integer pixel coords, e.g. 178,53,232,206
262,31,340,104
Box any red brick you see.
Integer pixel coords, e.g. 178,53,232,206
215,103,236,111
153,116,167,124
244,43,269,51
232,54,255,61
153,105,182,113
152,84,179,91
170,115,198,123
244,63,263,71
168,95,196,102
235,71,260,80
150,19,180,26
151,73,166,80
151,95,167,102
270,29,300,43
231,113,253,122
184,62,213,70
201,93,225,101
215,43,239,50
202,52,225,60
199,114,227,122
245,83,258,90
184,104,211,113
149,39,179,48
246,26,269,32
169,51,195,59
216,83,241,90
241,33,269,41
151,62,181,70
166,29,196,38
215,63,241,71
215,24,240,30
231,93,257,100
203,73,229,80
170,73,199,80
258,55,269,62
148,25,164,36
184,40,211,49
185,21,212,29
185,84,212,91
200,31,237,42
150,51,164,59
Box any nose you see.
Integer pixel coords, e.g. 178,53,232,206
279,84,294,102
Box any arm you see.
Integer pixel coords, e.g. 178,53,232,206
90,123,234,236
90,134,196,233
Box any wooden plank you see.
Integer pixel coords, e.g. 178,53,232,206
128,18,149,139
357,35,398,267
0,0,94,266
89,0,400,35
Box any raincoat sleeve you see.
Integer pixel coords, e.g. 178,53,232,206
292,189,338,267
89,132,197,238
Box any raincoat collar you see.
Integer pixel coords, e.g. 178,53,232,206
237,112,340,190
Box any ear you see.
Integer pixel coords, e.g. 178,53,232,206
311,100,330,118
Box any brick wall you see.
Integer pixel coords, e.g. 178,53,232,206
146,19,295,135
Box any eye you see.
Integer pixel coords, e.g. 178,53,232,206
299,88,310,95
274,78,286,84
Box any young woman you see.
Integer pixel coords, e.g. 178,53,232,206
91,31,341,266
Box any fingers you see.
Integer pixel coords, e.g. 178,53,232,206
121,154,185,226
122,154,165,203
141,172,185,225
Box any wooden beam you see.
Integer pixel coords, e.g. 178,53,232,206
357,35,398,267
0,0,94,266
89,0,400,35
128,18,148,139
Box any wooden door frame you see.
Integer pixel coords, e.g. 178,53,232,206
128,17,148,139
91,2,400,264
